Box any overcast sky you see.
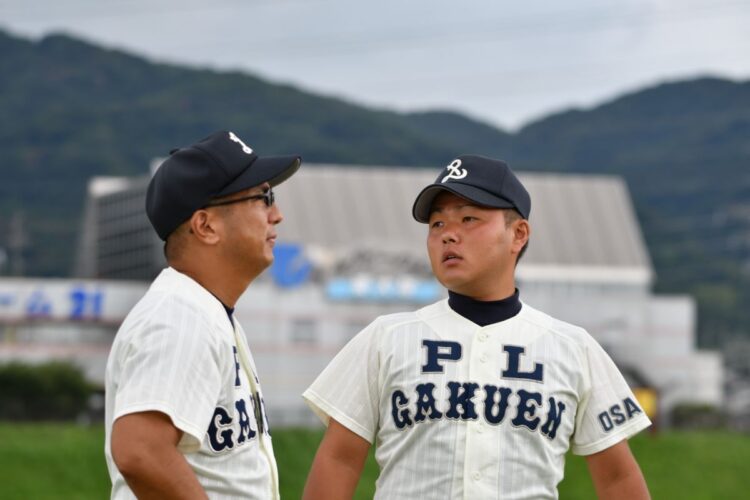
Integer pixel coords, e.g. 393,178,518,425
2,0,749,130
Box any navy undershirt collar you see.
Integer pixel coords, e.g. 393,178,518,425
222,303,235,328
448,288,522,327
196,282,235,327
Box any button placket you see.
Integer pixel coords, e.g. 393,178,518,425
464,327,493,497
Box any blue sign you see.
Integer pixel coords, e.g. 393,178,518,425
0,293,16,307
25,290,52,318
326,277,441,303
69,286,104,319
271,243,312,288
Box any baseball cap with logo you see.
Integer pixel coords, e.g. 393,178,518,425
412,154,530,223
146,130,302,240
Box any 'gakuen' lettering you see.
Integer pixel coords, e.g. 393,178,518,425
391,381,566,441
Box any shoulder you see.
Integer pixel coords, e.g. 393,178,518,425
125,292,206,326
116,268,227,344
368,300,447,332
517,302,597,349
147,267,225,320
340,301,445,346
344,301,449,353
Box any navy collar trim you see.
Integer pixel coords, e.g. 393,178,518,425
222,303,235,328
448,289,522,327
208,290,234,328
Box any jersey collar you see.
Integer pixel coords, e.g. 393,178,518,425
447,288,522,327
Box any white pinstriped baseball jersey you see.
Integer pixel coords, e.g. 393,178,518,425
304,299,650,500
105,267,279,499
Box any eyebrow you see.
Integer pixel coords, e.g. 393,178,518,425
429,203,475,215
246,183,271,196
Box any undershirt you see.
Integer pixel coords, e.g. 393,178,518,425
447,288,522,326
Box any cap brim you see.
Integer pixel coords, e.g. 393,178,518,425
412,183,515,223
216,155,302,197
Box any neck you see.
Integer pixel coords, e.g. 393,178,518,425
448,288,522,326
171,256,258,308
451,278,517,302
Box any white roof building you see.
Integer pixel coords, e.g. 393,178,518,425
0,164,723,427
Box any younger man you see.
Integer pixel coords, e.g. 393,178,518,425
302,155,650,499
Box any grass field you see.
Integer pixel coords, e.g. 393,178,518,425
0,424,748,499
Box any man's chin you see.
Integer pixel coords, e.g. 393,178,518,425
436,275,469,294
433,265,484,296
261,256,274,271
247,254,273,278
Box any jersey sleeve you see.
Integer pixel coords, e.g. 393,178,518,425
303,320,381,444
571,335,651,456
111,297,224,452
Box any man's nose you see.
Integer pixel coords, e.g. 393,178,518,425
270,204,284,225
441,224,459,244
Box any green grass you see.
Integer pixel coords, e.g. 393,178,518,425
0,424,748,499
273,428,378,499
0,424,110,500
560,431,750,499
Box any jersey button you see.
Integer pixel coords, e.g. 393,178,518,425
478,332,488,342
472,471,481,481
480,354,488,363
476,424,484,434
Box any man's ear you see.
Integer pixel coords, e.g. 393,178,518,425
512,219,530,253
188,209,221,245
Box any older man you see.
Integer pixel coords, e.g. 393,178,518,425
105,130,301,499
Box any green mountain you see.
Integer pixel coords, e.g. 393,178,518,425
0,30,747,347
0,30,507,275
505,79,750,347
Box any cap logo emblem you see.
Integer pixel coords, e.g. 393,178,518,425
441,159,467,183
228,131,253,155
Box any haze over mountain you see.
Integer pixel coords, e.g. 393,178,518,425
1,30,748,347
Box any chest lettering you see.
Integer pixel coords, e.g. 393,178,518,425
206,345,271,453
422,340,544,382
391,382,566,440
390,339,563,440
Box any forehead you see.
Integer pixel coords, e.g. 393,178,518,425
430,191,479,211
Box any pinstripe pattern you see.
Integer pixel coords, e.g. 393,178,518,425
105,267,278,499
304,300,650,499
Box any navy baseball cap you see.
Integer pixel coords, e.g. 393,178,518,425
146,130,302,240
412,155,530,223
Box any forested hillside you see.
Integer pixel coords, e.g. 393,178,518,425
1,30,748,346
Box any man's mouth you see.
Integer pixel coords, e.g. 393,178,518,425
442,252,462,263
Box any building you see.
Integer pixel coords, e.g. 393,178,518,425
1,163,723,426
75,175,160,280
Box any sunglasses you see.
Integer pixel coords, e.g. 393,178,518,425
204,188,275,208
